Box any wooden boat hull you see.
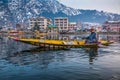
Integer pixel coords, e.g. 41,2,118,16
9,37,113,48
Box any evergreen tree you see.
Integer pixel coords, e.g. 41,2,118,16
33,22,40,31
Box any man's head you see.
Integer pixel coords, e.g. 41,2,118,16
90,28,95,32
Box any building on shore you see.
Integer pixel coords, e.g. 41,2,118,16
46,24,59,39
68,22,77,31
103,21,120,32
96,26,103,32
29,17,52,32
54,17,69,32
82,22,101,30
47,24,59,34
16,23,22,31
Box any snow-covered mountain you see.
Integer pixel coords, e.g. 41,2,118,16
0,0,120,27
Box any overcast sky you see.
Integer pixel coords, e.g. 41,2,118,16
58,0,120,14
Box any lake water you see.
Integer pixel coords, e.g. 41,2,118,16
0,34,120,80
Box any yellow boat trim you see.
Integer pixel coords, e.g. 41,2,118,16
9,37,114,48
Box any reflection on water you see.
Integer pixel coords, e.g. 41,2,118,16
0,34,120,80
4,47,69,67
84,48,98,65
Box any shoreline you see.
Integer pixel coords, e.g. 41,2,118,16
0,31,120,36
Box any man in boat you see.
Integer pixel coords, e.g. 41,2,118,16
85,28,97,43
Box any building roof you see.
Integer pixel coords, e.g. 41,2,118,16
69,22,77,24
30,16,52,21
48,24,58,28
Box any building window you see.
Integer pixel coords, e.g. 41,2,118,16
64,27,67,29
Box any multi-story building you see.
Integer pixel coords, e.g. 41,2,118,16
68,22,77,31
103,21,120,32
54,17,68,32
29,17,52,32
96,26,103,32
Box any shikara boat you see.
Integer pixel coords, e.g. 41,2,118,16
9,37,114,48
